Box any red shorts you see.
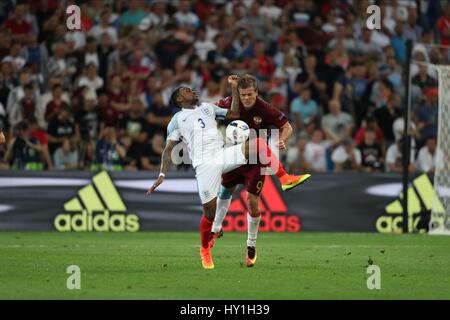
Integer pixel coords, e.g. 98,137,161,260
222,164,266,196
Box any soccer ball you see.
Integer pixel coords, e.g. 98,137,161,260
226,120,250,145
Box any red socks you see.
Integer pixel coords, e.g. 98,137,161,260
200,215,213,249
255,137,286,178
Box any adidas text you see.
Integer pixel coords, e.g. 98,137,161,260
55,210,139,232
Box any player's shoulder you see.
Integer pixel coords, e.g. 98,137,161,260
197,102,218,116
255,96,273,111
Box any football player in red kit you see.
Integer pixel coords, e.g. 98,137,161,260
211,74,311,267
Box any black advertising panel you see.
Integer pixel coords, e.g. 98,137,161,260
0,171,433,233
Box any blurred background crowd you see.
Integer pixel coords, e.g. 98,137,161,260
0,0,448,174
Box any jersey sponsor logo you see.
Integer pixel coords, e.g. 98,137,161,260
376,174,444,233
54,171,139,232
222,177,301,232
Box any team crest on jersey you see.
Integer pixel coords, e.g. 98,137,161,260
201,107,213,117
253,116,262,126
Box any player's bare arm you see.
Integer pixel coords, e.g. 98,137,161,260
0,130,5,145
225,75,240,120
147,139,179,194
277,122,293,151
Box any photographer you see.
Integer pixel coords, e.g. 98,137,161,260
5,121,45,171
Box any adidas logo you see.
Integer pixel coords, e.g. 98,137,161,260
54,171,139,232
376,174,444,233
222,177,301,232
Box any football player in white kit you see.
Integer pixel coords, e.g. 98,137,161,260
147,76,300,269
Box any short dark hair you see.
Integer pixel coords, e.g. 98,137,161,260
170,87,185,108
237,74,257,91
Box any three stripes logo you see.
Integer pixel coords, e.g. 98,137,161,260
54,171,139,232
222,177,301,232
376,174,444,233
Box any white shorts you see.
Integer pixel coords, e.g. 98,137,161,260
195,144,247,204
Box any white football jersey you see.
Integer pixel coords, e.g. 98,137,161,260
167,103,228,168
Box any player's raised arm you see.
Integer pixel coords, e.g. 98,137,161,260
0,130,5,145
225,75,240,120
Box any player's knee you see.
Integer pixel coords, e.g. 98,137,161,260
219,185,233,199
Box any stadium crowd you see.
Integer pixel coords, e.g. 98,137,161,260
0,0,448,174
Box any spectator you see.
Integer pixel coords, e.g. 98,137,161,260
294,55,328,107
29,116,53,170
119,98,148,148
46,42,77,84
146,90,172,137
78,63,104,93
174,0,200,30
89,10,118,45
54,138,79,170
416,87,438,143
104,74,129,125
93,126,126,172
5,121,44,170
304,129,330,173
321,99,353,146
353,116,385,148
47,107,75,155
290,87,319,132
128,132,164,171
154,24,187,70
2,42,26,71
3,4,32,44
357,128,384,172
8,83,36,128
374,93,402,145
44,84,69,123
120,0,146,28
286,136,308,173
385,139,416,173
437,4,450,46
6,69,32,118
331,137,362,172
412,64,437,91
416,136,437,174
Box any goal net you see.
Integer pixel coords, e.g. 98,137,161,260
428,64,450,235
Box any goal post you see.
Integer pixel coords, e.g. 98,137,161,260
428,64,450,235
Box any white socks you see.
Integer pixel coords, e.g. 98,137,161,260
247,213,261,248
212,197,231,233
212,197,261,248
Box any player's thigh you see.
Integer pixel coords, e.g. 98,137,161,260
195,163,222,205
221,170,244,197
222,143,247,174
244,165,266,197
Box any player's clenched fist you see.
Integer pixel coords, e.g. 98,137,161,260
276,139,287,151
228,75,239,88
0,130,5,145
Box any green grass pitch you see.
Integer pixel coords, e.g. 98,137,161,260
0,232,449,299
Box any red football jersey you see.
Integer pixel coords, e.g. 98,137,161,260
217,96,288,131
218,96,288,190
